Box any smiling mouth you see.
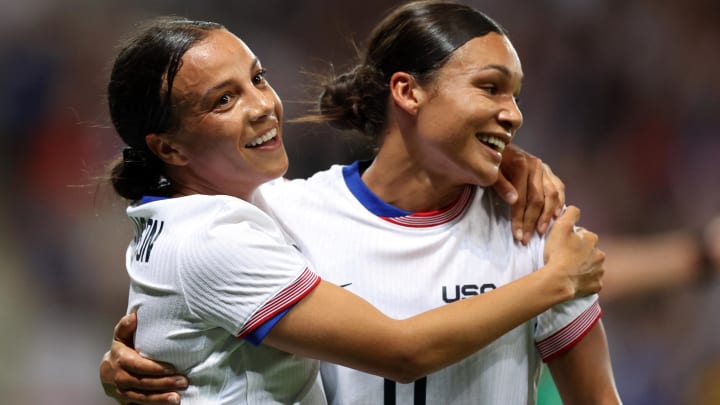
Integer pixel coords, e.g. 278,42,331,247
245,128,278,148
476,134,507,153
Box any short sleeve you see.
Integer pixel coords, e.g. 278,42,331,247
176,199,320,338
534,295,602,362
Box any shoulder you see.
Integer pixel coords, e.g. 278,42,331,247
256,165,347,209
176,195,308,275
473,187,546,264
135,195,287,258
128,194,262,220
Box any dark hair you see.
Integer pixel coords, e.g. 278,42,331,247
107,17,224,202
316,0,507,144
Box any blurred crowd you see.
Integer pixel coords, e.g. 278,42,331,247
0,0,718,403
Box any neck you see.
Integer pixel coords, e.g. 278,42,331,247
361,148,467,212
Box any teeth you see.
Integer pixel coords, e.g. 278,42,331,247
477,134,506,153
246,128,278,147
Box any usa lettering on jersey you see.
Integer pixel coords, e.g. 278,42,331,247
442,283,497,303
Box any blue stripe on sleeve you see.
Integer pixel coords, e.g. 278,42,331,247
244,305,294,346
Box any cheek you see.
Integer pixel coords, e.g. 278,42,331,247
270,88,283,119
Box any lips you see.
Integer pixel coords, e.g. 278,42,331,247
245,127,278,148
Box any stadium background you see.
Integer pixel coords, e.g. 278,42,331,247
0,0,718,403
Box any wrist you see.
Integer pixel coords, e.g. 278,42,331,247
535,262,575,303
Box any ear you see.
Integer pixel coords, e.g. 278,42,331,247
145,133,189,166
389,71,425,115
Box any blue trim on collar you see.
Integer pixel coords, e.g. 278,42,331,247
139,195,168,205
342,161,412,217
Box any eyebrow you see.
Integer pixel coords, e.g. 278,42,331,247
479,64,523,80
202,57,261,100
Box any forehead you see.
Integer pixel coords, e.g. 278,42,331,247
441,33,523,80
174,29,256,91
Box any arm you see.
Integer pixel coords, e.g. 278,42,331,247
101,207,603,401
547,320,622,405
261,205,603,383
494,144,565,245
100,313,187,405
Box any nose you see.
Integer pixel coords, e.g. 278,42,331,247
247,86,275,122
497,96,523,132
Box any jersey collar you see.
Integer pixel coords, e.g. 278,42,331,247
342,161,474,228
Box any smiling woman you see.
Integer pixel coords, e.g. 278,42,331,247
99,4,613,405
115,27,287,201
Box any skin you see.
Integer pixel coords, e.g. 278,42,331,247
100,29,610,404
146,32,287,200
363,34,524,211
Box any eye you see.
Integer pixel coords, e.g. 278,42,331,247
480,84,498,95
252,68,268,86
215,93,233,108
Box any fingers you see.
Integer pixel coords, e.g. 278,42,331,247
535,163,563,235
115,388,182,405
103,313,187,404
497,144,528,242
491,171,519,205
554,206,581,234
506,156,530,243
115,372,187,395
104,343,188,402
114,313,137,345
111,340,179,377
498,145,561,244
542,163,566,218
519,157,545,243
101,351,182,405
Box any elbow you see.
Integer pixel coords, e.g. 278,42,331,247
384,370,425,385
388,364,425,384
379,346,433,384
369,323,447,383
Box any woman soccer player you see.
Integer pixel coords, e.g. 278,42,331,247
100,3,615,404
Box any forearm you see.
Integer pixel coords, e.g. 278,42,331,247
266,269,573,382
396,265,574,377
266,269,572,382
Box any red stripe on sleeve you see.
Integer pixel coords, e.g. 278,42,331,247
536,300,602,362
237,267,321,338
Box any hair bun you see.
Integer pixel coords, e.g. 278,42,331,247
319,64,387,136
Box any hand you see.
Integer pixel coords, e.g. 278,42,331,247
99,313,188,405
543,206,605,297
494,144,565,245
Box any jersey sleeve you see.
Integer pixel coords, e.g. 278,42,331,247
534,295,602,362
530,211,603,362
176,199,320,340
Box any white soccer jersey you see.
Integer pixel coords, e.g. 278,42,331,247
256,161,601,405
125,194,326,405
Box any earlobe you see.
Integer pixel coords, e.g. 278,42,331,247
145,134,188,166
389,72,422,115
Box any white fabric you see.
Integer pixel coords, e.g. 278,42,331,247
125,194,325,405
256,163,600,405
